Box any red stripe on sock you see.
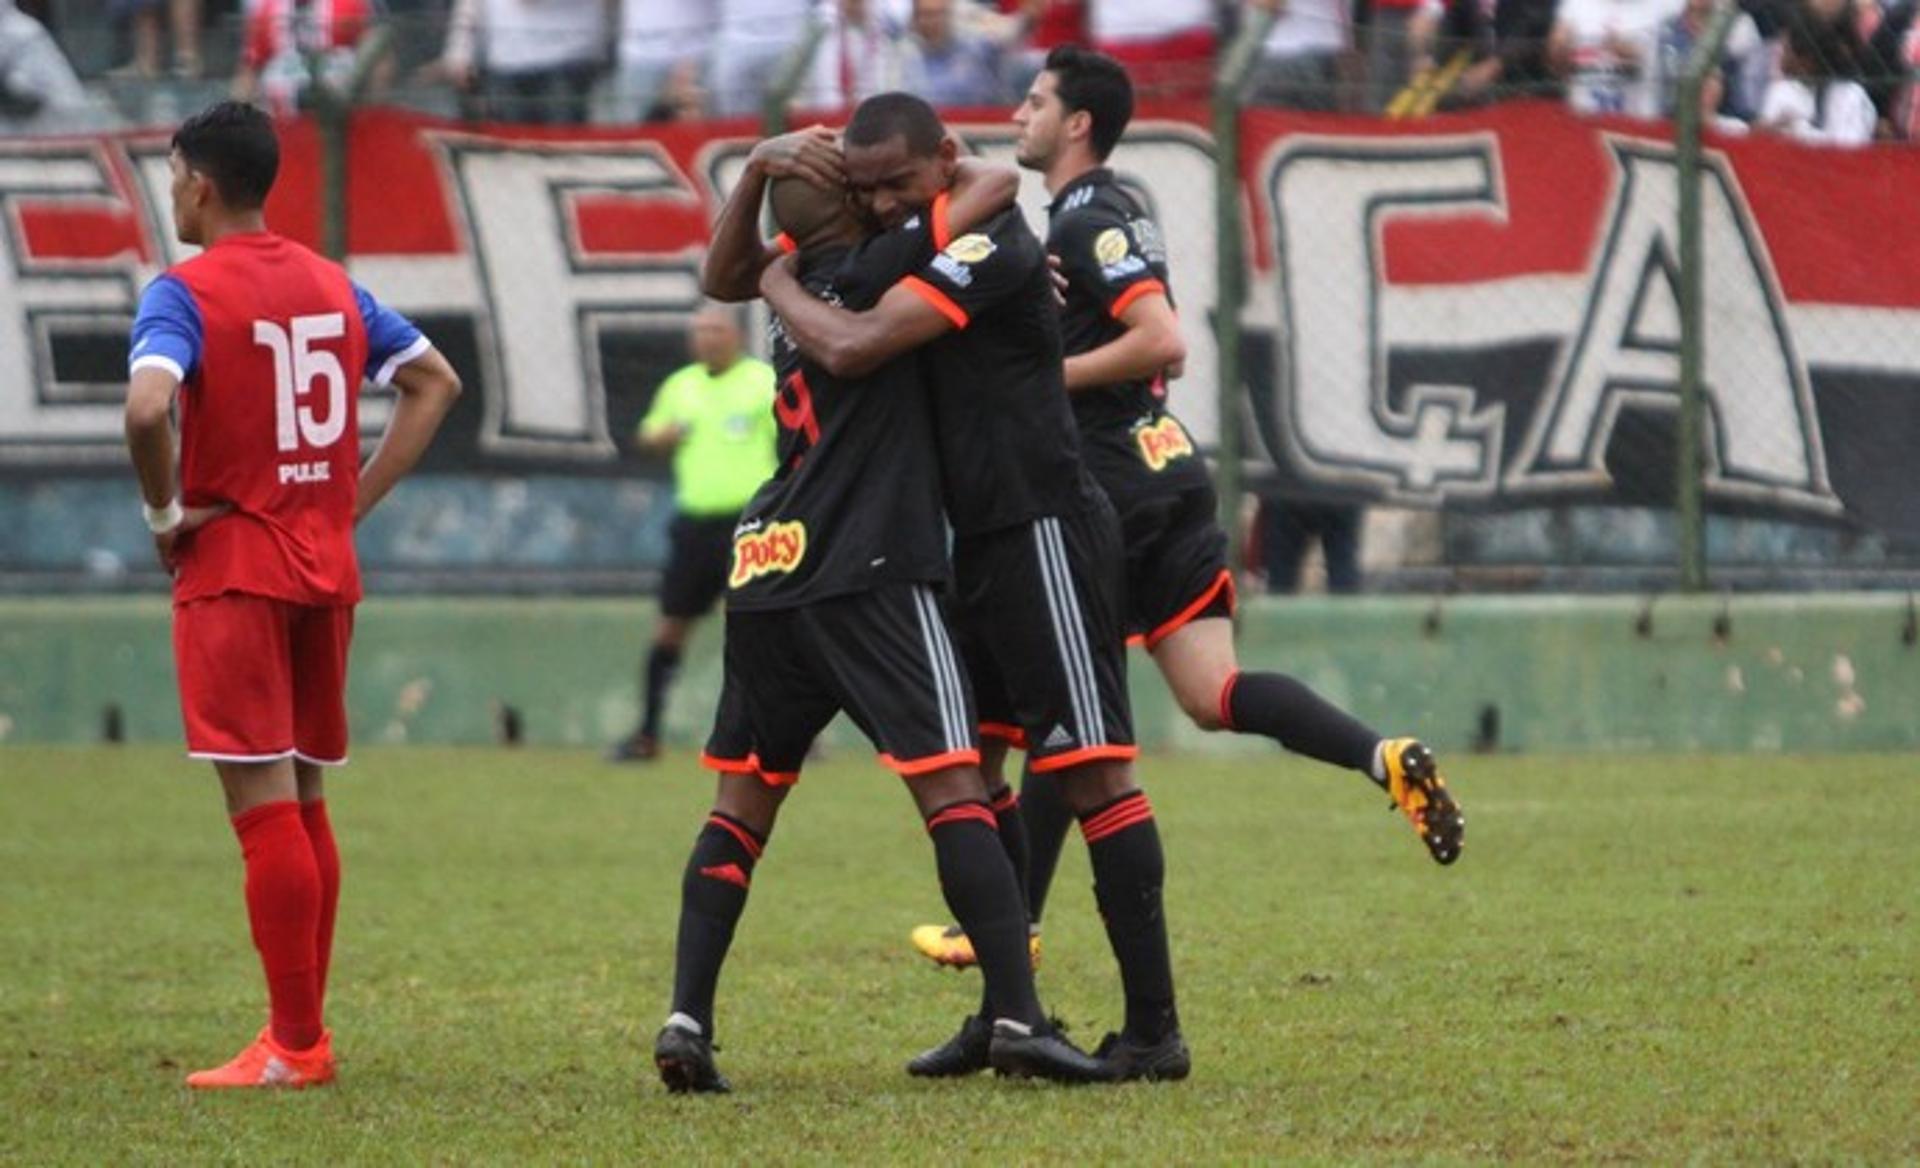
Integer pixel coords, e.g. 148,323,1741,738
1082,804,1156,844
1080,792,1152,842
707,814,764,860
989,788,1019,814
1218,671,1242,732
925,802,997,834
231,800,323,1051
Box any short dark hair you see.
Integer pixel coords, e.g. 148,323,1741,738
172,102,280,209
1043,45,1133,161
845,92,946,157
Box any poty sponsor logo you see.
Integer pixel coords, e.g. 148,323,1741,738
730,520,807,586
1135,417,1194,471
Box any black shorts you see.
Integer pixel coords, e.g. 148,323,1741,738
952,495,1136,773
660,513,738,620
1117,481,1235,649
701,583,978,785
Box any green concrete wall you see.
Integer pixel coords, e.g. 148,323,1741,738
1,595,1915,754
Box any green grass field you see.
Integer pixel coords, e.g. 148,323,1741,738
3,747,1916,1164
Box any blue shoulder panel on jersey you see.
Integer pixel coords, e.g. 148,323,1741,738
353,281,429,385
128,273,202,382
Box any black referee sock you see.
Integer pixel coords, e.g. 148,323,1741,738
669,811,765,1034
1017,762,1073,924
926,801,1044,1028
1080,790,1180,1043
640,644,683,740
1222,670,1382,782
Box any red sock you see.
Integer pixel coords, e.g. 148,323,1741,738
299,799,341,1011
231,801,323,1051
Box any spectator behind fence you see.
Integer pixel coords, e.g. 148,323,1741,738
1258,494,1364,594
1401,0,1560,109
432,0,608,123
1,0,112,132
1244,0,1350,111
998,0,1085,88
1549,0,1684,118
109,0,201,79
1654,0,1765,120
234,0,386,115
710,0,819,118
617,0,708,121
1359,0,1431,110
1089,0,1219,100
1756,4,1877,143
806,0,913,109
901,0,1017,106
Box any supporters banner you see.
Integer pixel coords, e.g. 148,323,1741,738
2,102,1916,586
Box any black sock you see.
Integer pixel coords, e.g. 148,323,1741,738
1223,670,1381,780
640,643,683,739
987,785,1031,920
1080,790,1179,1043
668,811,764,1034
926,801,1043,1028
1018,762,1073,923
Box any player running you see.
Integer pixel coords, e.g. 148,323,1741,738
124,102,461,1089
909,46,1466,976
755,93,1189,1082
653,169,1109,1093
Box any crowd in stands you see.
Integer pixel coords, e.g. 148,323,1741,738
3,0,1917,143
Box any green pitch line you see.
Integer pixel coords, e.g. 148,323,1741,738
2,748,1915,1162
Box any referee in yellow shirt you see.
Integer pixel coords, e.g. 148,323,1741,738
612,307,778,761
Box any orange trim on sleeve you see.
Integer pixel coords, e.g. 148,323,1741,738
878,748,983,777
979,722,1028,748
1029,743,1139,773
773,232,798,255
931,190,953,251
901,275,969,329
1143,569,1237,650
1109,278,1167,320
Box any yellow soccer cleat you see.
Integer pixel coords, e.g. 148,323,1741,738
909,924,1041,970
185,1028,335,1090
1382,737,1465,865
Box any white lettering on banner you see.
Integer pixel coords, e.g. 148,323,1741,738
1265,137,1508,502
434,139,705,458
1260,134,1842,514
1508,142,1836,511
0,147,140,461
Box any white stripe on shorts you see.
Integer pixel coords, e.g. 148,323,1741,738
912,585,969,754
1033,517,1105,747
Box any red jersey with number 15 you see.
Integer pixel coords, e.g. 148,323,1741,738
131,233,423,607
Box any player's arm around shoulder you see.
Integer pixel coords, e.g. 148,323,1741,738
758,256,956,380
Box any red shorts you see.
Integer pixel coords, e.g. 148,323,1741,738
173,594,354,765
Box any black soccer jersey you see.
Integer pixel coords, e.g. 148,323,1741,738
1048,168,1211,510
848,203,1090,538
726,243,950,612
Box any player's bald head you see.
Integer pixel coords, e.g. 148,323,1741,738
768,176,855,249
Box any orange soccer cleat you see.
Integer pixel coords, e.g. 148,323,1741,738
185,1028,336,1090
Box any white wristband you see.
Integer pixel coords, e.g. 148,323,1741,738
143,498,185,534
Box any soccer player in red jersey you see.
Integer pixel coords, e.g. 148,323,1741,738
123,102,462,1089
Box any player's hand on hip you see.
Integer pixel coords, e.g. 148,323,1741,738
750,126,845,191
153,503,231,572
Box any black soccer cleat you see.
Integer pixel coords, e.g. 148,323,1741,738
654,1021,730,1094
907,1014,993,1077
1093,1029,1192,1082
987,1019,1116,1084
1382,738,1465,866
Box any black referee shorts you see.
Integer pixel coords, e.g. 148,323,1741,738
701,583,980,785
1117,481,1235,649
952,493,1136,774
660,513,739,620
